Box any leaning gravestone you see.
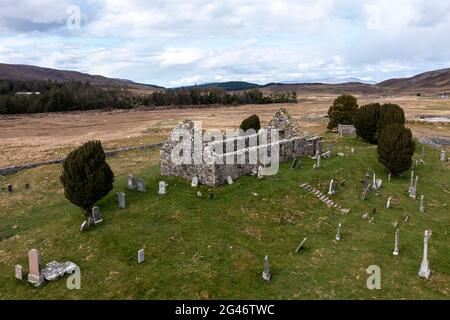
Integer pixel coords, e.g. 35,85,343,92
117,192,126,208
327,179,336,196
92,206,103,224
386,196,392,209
262,256,271,282
295,237,308,253
227,176,234,185
80,220,88,232
27,249,44,285
138,249,145,264
137,180,147,192
15,264,23,280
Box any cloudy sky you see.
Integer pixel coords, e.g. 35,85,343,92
0,0,449,87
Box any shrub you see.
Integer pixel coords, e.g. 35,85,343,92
60,141,114,218
353,103,381,144
377,124,415,176
240,114,261,132
327,94,358,129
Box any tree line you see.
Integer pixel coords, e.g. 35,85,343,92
0,80,297,114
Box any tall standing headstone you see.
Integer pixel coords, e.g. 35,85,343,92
257,166,264,179
335,223,342,241
27,249,44,285
419,195,425,213
393,227,400,256
418,230,432,279
262,255,271,282
138,249,145,264
316,151,321,169
15,264,23,280
386,196,392,209
388,173,391,182
410,176,418,199
409,171,414,194
117,192,126,209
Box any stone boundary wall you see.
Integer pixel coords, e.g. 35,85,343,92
0,142,166,177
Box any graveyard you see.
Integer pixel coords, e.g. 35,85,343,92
0,132,449,300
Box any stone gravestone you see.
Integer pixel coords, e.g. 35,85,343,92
295,237,308,253
24,183,30,190
257,166,264,179
15,264,23,280
393,227,400,256
196,191,203,198
420,195,425,213
117,192,126,209
262,255,271,282
440,149,447,162
92,206,103,224
226,176,234,185
410,176,418,199
137,180,147,192
158,181,167,195
408,171,414,194
80,220,88,232
7,184,13,193
27,249,44,285
291,158,299,169
128,174,137,190
315,151,321,168
386,196,392,209
191,176,198,188
418,230,432,279
388,174,391,182
138,249,145,264
327,179,336,196
335,223,342,241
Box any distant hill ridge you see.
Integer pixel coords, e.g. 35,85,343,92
1,63,449,94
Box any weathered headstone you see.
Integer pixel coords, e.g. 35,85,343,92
409,171,415,194
388,173,391,182
138,249,145,264
335,223,342,241
262,255,271,282
117,192,126,208
410,176,418,199
315,151,321,168
137,180,147,192
295,237,308,253
27,249,44,285
226,176,234,185
127,174,137,190
404,214,410,224
92,206,103,224
196,191,203,198
15,264,23,280
257,166,264,179
440,149,447,162
327,179,336,196
80,220,88,232
191,176,198,188
7,185,13,193
386,196,392,209
418,230,432,279
158,181,167,195
419,195,425,213
393,227,400,256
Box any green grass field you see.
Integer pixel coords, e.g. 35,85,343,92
0,135,449,299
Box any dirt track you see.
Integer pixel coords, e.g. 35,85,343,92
1,95,449,168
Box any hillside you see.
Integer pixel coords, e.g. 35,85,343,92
0,135,449,299
0,63,162,91
378,68,450,94
177,81,261,91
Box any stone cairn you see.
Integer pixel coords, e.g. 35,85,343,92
300,183,350,214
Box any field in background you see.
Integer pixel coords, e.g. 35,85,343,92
1,95,449,168
0,136,449,299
